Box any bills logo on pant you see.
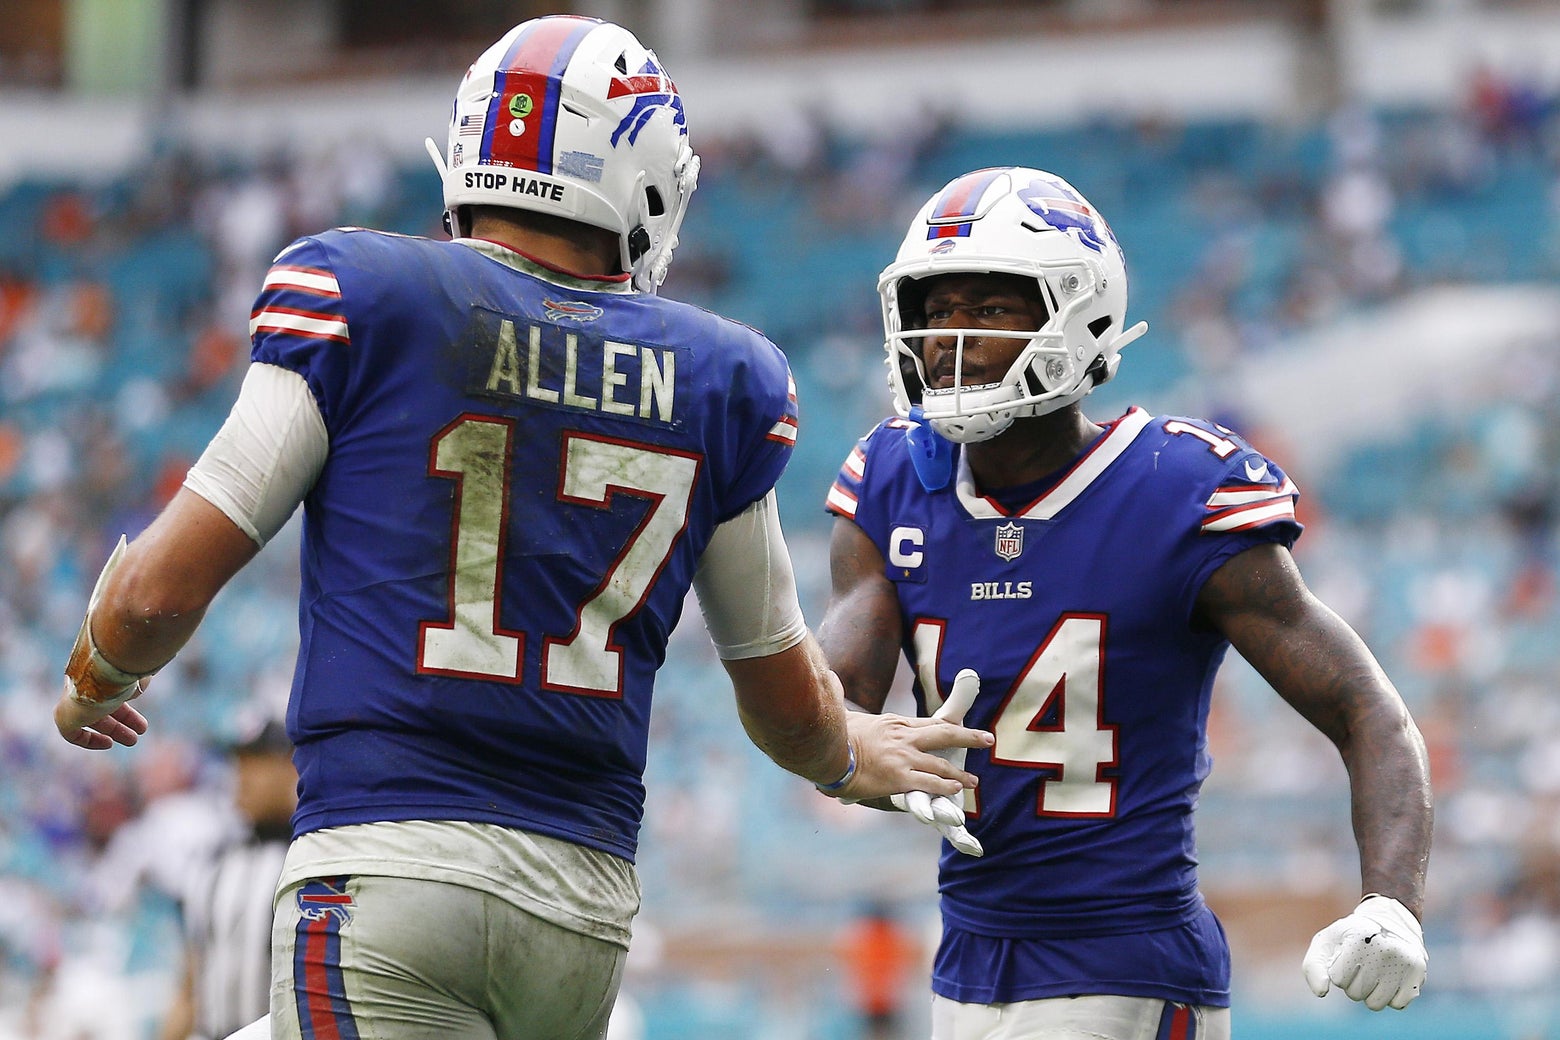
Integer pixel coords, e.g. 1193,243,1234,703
297,877,355,926
293,876,361,1039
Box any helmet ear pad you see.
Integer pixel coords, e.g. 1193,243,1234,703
627,226,651,264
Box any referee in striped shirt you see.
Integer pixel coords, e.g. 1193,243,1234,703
162,718,295,1040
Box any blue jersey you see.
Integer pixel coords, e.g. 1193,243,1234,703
250,230,798,862
827,407,1301,1005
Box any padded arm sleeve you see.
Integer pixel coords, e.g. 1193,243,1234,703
182,363,328,547
693,491,809,661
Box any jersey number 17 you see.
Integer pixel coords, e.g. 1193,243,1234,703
417,414,699,698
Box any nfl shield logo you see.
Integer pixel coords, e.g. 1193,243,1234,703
995,522,1023,562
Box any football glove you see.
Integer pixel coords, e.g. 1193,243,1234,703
1302,894,1427,1011
891,668,982,857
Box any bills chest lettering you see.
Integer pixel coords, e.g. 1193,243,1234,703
975,520,1035,600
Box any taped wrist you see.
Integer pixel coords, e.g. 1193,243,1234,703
64,614,150,710
63,535,153,710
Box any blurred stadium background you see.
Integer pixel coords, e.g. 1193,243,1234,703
3,0,1560,1037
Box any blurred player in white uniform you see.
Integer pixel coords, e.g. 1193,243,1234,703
53,17,991,1040
819,167,1433,1040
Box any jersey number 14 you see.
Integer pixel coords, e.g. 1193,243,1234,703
915,613,1119,817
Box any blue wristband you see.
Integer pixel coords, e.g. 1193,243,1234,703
815,743,857,793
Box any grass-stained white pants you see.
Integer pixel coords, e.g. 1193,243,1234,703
270,874,626,1040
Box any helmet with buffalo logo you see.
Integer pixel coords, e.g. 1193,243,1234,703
428,15,699,292
879,167,1148,442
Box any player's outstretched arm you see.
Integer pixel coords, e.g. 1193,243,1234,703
1196,542,1432,1009
815,515,983,854
723,636,989,802
56,489,258,748
695,496,989,801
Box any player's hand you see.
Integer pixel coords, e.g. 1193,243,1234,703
1302,894,1427,1011
839,683,992,804
54,680,149,750
56,534,152,750
890,668,983,856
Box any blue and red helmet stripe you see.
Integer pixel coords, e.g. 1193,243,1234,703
926,168,1005,240
480,16,597,174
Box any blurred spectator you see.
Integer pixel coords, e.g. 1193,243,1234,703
176,319,247,403
38,191,95,249
837,902,920,1040
160,717,294,1040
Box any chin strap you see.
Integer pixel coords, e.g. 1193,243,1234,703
905,406,954,492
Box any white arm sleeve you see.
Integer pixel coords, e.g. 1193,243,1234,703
693,491,809,661
182,363,328,547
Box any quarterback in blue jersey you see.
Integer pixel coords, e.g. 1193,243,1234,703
818,167,1433,1040
53,18,989,1040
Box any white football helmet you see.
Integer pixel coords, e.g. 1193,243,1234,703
425,15,700,292
880,167,1148,442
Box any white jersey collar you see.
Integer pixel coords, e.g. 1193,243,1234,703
456,238,636,295
954,407,1153,520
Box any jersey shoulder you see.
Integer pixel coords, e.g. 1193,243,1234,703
1137,412,1301,538
308,224,440,254
644,294,787,368
855,416,919,465
646,295,798,438
825,416,920,521
277,225,441,271
1132,413,1283,477
260,227,446,313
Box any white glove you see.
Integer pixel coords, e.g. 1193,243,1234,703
1302,895,1427,1011
891,668,982,857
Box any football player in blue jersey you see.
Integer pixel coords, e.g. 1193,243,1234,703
818,167,1433,1040
51,17,991,1040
